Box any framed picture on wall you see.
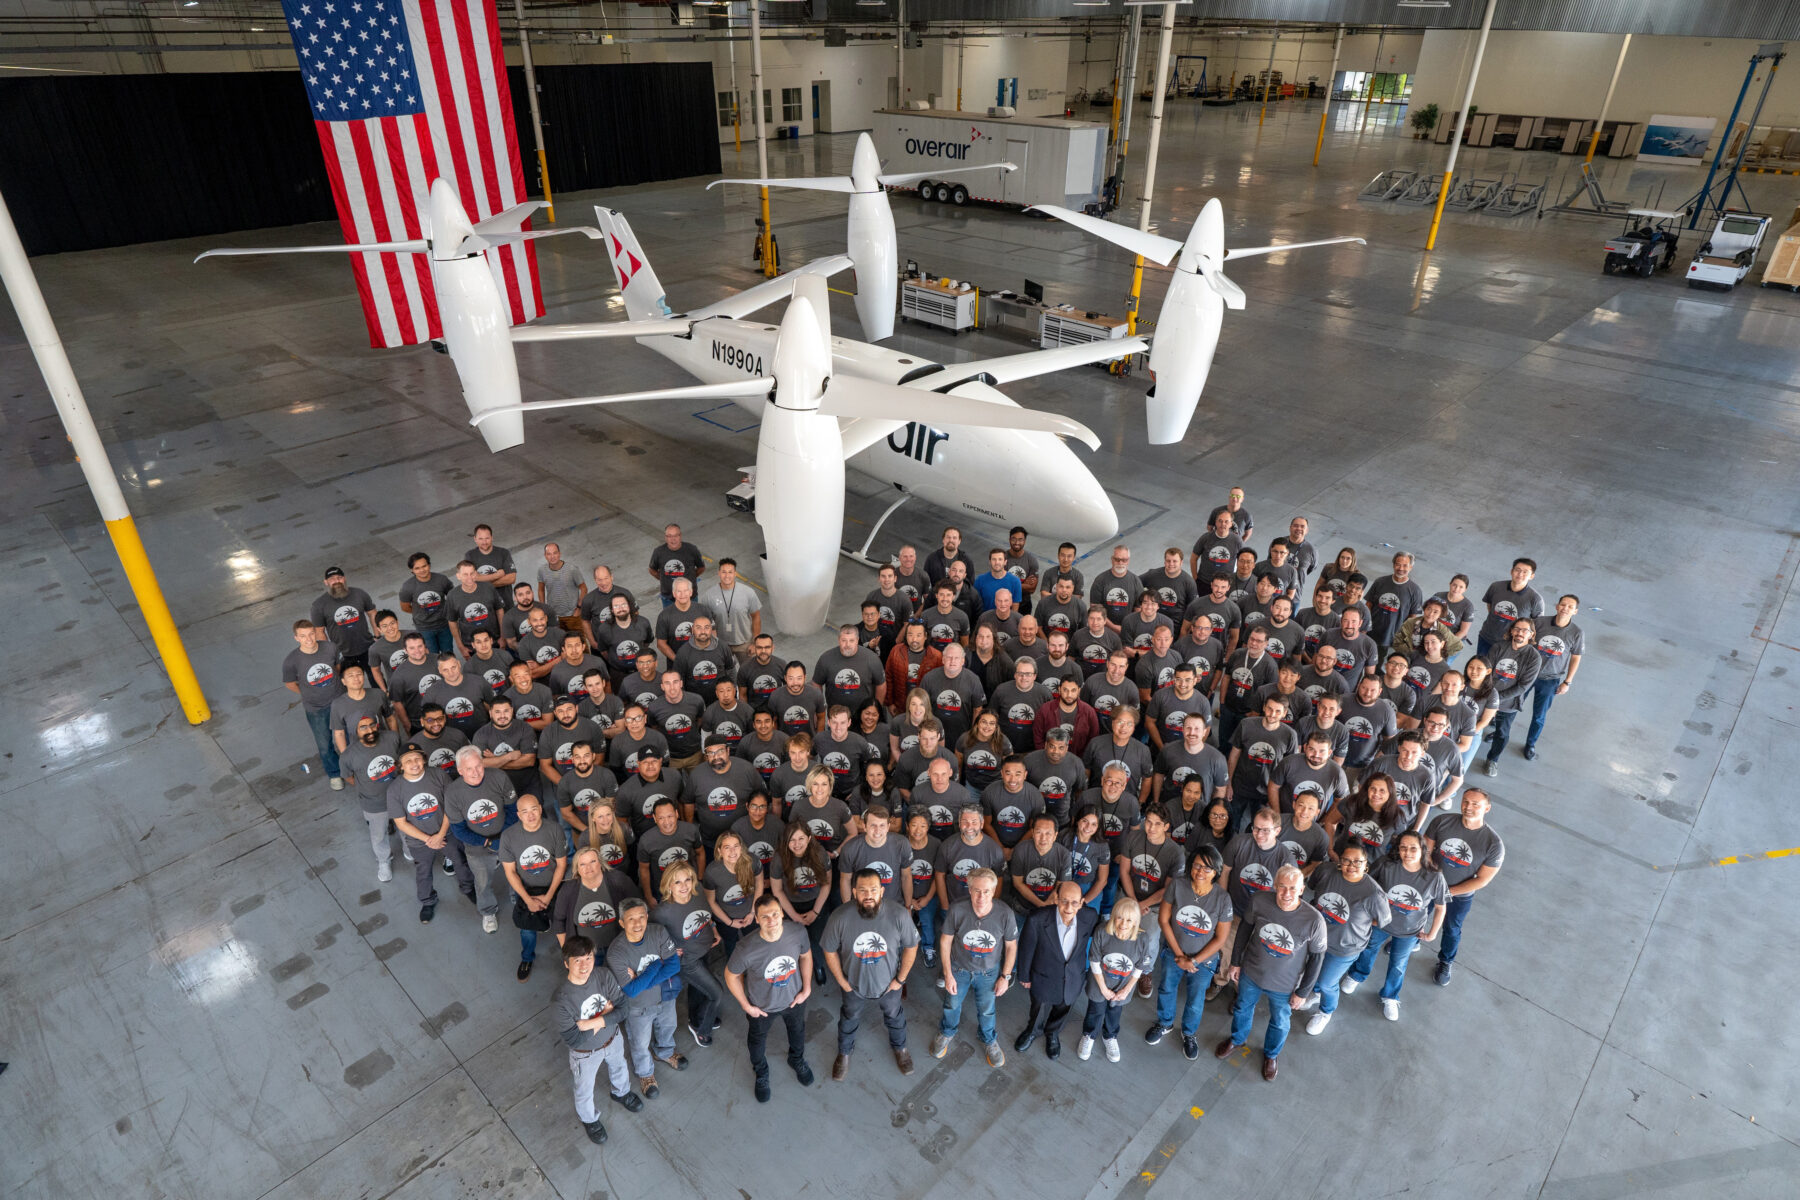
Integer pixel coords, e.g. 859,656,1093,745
1639,115,1717,164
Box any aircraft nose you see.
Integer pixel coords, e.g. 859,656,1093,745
1036,451,1117,543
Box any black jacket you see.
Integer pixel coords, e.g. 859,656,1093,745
1016,904,1099,1006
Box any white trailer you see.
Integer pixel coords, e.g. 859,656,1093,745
871,108,1108,210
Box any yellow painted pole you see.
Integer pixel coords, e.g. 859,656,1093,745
1585,33,1631,164
0,187,210,724
1361,29,1383,124
1314,24,1343,166
749,0,776,276
1425,0,1498,251
1259,33,1277,127
1126,2,1176,338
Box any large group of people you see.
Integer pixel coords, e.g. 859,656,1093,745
281,497,1578,1142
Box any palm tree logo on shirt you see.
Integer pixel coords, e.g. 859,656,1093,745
1257,923,1296,957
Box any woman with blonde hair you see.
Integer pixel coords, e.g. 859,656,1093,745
703,830,762,957
891,687,934,760
1078,896,1158,1063
652,862,725,1048
584,799,635,876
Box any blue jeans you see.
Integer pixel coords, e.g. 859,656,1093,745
1313,951,1358,1015
1228,976,1294,1059
1349,928,1419,1000
304,705,340,777
1460,740,1480,778
1525,676,1561,748
941,967,1000,1043
520,927,538,963
419,627,455,656
916,896,942,950
1154,948,1217,1035
1483,709,1519,762
1475,635,1496,661
1439,894,1474,965
1099,874,1120,918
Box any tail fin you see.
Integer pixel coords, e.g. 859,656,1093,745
593,207,673,321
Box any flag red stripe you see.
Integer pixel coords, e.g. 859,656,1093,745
315,121,385,349
449,0,504,215
472,0,538,321
417,0,481,233
405,111,444,337
347,119,418,345
383,116,441,338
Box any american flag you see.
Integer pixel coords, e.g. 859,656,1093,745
280,0,542,348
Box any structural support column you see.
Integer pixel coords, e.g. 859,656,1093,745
1258,30,1279,127
1425,0,1498,250
1111,4,1143,203
1314,24,1343,165
1360,27,1385,124
511,0,553,221
0,187,210,725
1584,33,1630,164
1127,2,1177,337
895,0,905,109
751,0,775,275
727,10,741,153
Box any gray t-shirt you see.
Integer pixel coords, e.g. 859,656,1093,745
607,925,680,1013
341,730,404,813
498,821,563,888
1478,580,1546,645
654,602,718,656
698,581,762,647
1426,814,1505,887
1338,697,1398,768
727,924,812,1011
1367,752,1439,825
1532,619,1584,679
684,760,762,840
649,542,705,601
771,685,827,738
1308,867,1391,957
1086,926,1158,1003
311,587,375,654
386,767,450,835
921,667,985,743
1368,576,1424,645
542,717,603,772
555,766,619,823
1008,840,1073,902
821,900,920,996
1022,750,1088,824
980,782,1046,848
652,896,716,962
410,725,469,772
1272,756,1350,816
1229,719,1299,799
397,572,452,630
636,820,703,890
1235,893,1328,995
941,900,1019,975
813,729,875,799
935,835,1008,905
1162,878,1233,961
445,771,515,840
789,797,855,853
447,582,503,642
283,643,344,711
813,647,884,710
1373,860,1448,937
554,972,625,1051
1157,741,1229,797
836,834,911,898
1147,690,1215,746
536,561,583,616
328,687,391,742
427,675,490,732
556,874,642,949
1223,833,1297,915
1036,595,1087,637
1277,818,1331,872
703,858,759,921
1117,829,1185,910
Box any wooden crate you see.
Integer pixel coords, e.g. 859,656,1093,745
1762,223,1800,289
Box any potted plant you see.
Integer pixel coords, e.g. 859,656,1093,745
1411,103,1440,138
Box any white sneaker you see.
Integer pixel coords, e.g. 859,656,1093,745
376,860,393,883
1077,1035,1094,1061
1382,999,1400,1022
402,846,414,863
1298,993,1320,1010
328,777,345,791
1103,1037,1121,1063
482,913,499,934
1339,977,1360,995
1306,1012,1332,1036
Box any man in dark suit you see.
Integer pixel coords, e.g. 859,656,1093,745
1014,881,1099,1060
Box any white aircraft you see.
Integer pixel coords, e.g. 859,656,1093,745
198,179,1139,634
706,131,1015,342
1029,199,1366,445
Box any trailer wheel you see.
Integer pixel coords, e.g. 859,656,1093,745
951,185,969,206
917,181,933,200
934,183,953,203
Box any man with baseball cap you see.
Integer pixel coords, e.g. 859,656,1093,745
310,566,377,673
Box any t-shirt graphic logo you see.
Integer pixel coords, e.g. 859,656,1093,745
579,993,609,1019
444,697,475,717
1257,922,1296,957
1131,853,1164,882
1239,862,1275,892
464,602,490,621
306,663,336,686
333,604,360,627
763,955,800,985
707,787,739,813
834,668,862,690
367,755,397,782
682,910,714,940
961,928,998,959
1175,904,1213,938
1316,891,1350,924
466,798,500,824
936,690,964,713
406,792,440,819
1101,951,1137,987
518,844,553,872
851,931,890,961
1387,884,1425,914
579,900,617,927
1439,838,1474,869
657,846,690,869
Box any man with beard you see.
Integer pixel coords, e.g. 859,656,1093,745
388,743,468,922
821,867,920,1079
328,663,392,758
310,566,376,671
428,654,490,737
674,616,733,706
514,604,564,680
473,695,540,803
885,618,942,712
556,741,619,843
341,715,404,881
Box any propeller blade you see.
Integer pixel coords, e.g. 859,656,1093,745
706,177,858,193
1026,205,1183,266
818,378,1101,451
511,318,694,344
1201,265,1247,311
469,379,771,427
1225,236,1367,261
918,337,1149,390
194,240,427,263
877,162,1017,187
686,254,854,321
473,200,546,234
463,227,602,254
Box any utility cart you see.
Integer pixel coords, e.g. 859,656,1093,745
1758,212,1800,291
1686,211,1771,290
1602,208,1684,277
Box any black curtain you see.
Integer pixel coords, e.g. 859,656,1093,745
2,62,721,257
0,74,337,257
507,61,721,194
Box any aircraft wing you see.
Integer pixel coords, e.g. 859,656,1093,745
1224,236,1366,261
511,318,693,344
1027,205,1184,265
686,255,856,321
914,338,1149,391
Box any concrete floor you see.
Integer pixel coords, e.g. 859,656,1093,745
5,97,1800,1199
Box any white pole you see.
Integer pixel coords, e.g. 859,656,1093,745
510,0,554,221
1584,33,1631,163
750,0,774,274
895,0,905,108
1126,3,1177,337
0,188,210,723
1313,23,1343,165
1426,0,1499,250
